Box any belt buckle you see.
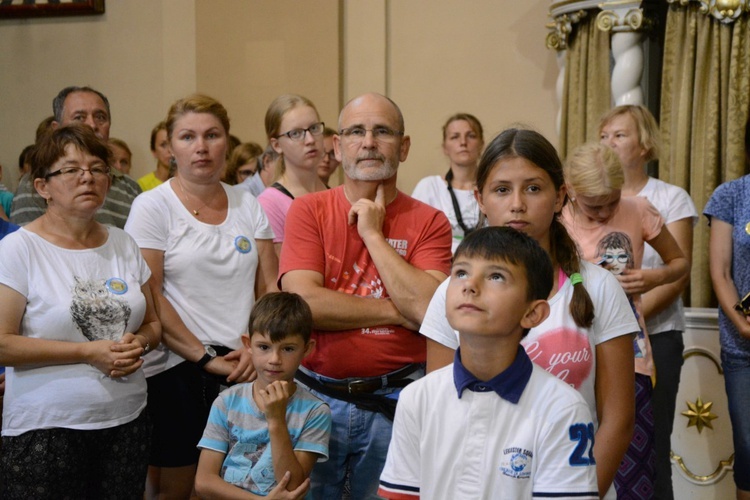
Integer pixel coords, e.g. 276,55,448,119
347,379,368,394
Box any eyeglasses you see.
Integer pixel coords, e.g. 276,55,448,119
339,126,404,143
277,122,325,141
323,150,337,161
603,253,629,264
237,168,255,178
45,165,111,180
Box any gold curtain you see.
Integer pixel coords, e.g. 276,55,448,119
660,4,750,307
559,13,612,159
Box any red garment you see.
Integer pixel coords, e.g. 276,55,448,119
280,186,452,379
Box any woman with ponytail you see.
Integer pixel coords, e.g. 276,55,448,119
412,113,484,252
420,128,637,499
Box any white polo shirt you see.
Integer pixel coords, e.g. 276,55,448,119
378,348,599,500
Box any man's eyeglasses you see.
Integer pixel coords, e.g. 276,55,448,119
277,122,325,141
44,165,111,181
339,126,404,143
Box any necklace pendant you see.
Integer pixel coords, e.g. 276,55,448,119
193,209,199,216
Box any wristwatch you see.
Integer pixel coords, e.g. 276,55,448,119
196,345,217,369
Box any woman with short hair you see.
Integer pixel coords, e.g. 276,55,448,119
0,123,161,499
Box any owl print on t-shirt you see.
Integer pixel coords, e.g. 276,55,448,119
70,276,131,342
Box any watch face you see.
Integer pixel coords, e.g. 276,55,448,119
206,345,217,357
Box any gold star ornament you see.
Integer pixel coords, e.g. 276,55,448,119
682,398,718,433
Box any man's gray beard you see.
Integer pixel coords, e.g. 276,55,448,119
343,160,397,181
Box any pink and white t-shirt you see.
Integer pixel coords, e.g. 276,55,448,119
420,260,638,426
561,196,664,376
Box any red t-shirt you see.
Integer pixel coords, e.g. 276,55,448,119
280,186,452,378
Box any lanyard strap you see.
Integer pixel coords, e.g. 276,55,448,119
445,170,477,236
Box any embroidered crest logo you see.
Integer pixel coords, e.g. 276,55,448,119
500,447,533,479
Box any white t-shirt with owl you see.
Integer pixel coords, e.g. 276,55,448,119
0,227,151,436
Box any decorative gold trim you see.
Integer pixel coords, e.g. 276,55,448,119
671,341,732,484
671,451,734,484
596,7,647,31
681,397,719,433
666,0,750,24
683,347,723,373
546,10,589,51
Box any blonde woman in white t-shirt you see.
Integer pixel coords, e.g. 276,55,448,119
125,94,278,499
599,105,696,500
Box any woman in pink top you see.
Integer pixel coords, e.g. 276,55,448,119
257,94,327,256
561,142,689,500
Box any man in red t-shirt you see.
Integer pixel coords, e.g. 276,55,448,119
279,92,452,499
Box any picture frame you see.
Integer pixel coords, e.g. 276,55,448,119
0,0,105,19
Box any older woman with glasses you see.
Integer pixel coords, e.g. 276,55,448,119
258,94,327,256
0,123,161,499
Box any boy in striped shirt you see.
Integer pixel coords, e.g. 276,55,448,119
196,293,331,499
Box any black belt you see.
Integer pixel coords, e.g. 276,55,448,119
296,363,422,395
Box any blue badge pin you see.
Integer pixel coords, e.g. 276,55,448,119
106,277,128,295
235,235,252,254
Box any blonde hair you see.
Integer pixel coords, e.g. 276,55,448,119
599,105,660,162
564,142,624,197
442,113,484,143
166,94,230,141
265,94,318,176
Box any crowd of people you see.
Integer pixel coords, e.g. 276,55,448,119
0,83,748,500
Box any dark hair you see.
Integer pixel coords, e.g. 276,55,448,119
35,116,55,143
476,128,594,328
259,142,280,176
150,120,167,151
19,144,35,171
455,227,553,304
225,142,264,185
52,86,111,124
109,138,132,158
323,126,337,138
229,135,242,154
30,123,112,181
249,292,313,344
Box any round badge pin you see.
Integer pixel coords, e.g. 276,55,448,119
745,222,750,235
235,235,252,254
106,277,128,295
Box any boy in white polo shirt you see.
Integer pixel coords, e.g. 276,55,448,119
378,227,599,499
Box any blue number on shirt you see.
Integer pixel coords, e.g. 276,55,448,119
568,422,596,466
